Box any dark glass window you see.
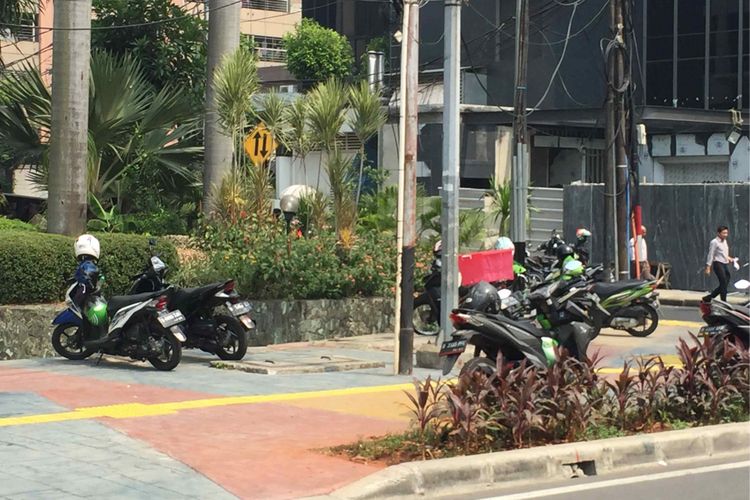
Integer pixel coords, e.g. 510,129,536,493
676,2,705,108
707,0,741,109
646,0,674,105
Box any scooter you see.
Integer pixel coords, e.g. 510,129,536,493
51,282,187,371
440,260,598,376
699,279,750,348
130,241,255,360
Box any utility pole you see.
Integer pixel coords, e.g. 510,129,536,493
614,0,630,280
47,0,92,236
203,0,241,215
604,0,618,281
510,0,529,244
396,0,419,375
440,0,461,346
393,1,409,374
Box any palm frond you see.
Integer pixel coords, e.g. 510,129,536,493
253,90,289,143
215,46,259,137
307,78,348,152
347,80,386,144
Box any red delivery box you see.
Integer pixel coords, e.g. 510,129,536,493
457,248,514,286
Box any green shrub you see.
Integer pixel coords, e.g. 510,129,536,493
121,208,190,236
0,231,178,304
178,219,396,300
0,216,37,232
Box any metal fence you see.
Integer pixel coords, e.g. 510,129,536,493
241,0,289,12
563,183,750,291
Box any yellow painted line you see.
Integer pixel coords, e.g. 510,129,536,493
660,319,703,328
0,382,417,428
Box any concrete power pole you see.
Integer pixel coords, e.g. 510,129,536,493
604,0,618,280
396,0,419,375
440,0,461,346
614,0,630,280
47,0,92,236
510,0,529,244
203,0,241,215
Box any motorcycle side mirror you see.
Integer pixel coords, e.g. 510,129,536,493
148,238,157,246
734,279,750,290
498,289,512,300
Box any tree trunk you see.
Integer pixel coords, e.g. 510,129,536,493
203,0,240,216
47,0,92,236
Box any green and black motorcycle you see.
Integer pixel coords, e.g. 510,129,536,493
586,278,661,337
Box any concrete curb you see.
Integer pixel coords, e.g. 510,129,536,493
311,422,750,499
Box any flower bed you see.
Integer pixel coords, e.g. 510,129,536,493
332,333,750,464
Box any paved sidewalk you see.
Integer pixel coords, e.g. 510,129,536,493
0,320,703,499
658,288,748,307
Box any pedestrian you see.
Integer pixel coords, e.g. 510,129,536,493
629,225,653,280
704,225,735,302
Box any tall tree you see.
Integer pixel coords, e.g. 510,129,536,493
47,0,92,236
283,19,354,86
91,0,207,107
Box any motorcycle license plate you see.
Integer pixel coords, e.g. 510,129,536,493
239,315,255,330
439,339,467,357
228,301,252,316
699,325,730,335
158,310,185,328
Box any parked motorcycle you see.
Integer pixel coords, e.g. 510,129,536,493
130,242,254,360
440,260,598,376
699,279,750,348
587,278,661,337
51,282,187,371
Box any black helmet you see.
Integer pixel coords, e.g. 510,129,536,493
556,244,575,261
463,281,499,313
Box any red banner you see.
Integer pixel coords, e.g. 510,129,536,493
458,248,515,286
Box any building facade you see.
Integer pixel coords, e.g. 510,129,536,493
0,0,301,85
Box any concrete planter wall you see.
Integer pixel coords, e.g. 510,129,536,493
0,298,395,360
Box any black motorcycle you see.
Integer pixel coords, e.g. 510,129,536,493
699,279,750,348
52,281,187,371
129,242,254,360
440,277,597,376
412,246,470,336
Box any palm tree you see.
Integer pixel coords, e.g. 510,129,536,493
347,80,386,206
306,78,348,189
0,51,202,211
282,96,315,185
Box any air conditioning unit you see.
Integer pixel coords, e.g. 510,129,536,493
277,84,297,94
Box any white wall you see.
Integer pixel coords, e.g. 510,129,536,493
548,149,584,186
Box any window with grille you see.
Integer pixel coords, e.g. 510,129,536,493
254,36,286,63
1,13,37,42
241,0,288,12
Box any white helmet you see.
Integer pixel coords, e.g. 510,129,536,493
494,236,514,250
74,234,100,260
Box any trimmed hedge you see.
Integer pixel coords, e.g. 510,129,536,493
0,230,178,304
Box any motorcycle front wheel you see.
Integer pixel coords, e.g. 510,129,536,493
626,304,659,337
413,294,440,336
147,329,182,371
215,315,248,360
51,324,94,360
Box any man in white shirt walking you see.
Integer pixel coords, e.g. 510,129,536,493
704,225,734,302
629,225,653,280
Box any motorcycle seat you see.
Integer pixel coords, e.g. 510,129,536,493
591,280,648,299
172,282,228,305
108,290,165,315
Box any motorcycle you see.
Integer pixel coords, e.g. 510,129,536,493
412,244,470,336
51,282,187,371
440,260,598,376
129,242,255,360
699,279,750,348
587,278,661,337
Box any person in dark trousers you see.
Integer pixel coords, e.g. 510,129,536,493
704,225,735,302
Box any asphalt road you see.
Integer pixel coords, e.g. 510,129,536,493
442,456,750,500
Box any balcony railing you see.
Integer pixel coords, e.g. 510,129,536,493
241,0,289,12
257,47,286,63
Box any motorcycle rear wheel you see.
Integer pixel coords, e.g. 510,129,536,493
215,315,248,360
147,329,182,371
459,356,497,378
413,294,440,336
625,304,659,337
52,324,94,360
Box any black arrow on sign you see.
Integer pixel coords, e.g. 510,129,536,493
252,130,263,157
260,134,269,157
